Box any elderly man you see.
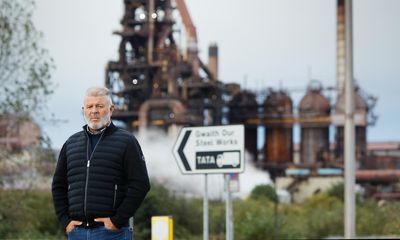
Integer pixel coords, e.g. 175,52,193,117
52,86,150,240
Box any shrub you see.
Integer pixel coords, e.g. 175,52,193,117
134,182,203,239
302,193,344,239
0,189,64,239
249,184,278,203
234,199,276,240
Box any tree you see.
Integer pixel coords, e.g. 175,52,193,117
249,184,279,203
0,0,54,117
0,0,55,189
326,182,345,201
326,182,363,204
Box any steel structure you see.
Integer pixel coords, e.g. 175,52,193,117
102,2,387,198
299,81,331,166
105,0,224,131
334,87,368,163
228,90,259,161
263,89,294,171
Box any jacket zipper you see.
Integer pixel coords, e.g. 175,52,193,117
113,184,118,209
83,130,106,225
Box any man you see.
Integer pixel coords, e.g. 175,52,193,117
52,86,150,240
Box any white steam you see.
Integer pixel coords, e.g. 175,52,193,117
138,129,272,199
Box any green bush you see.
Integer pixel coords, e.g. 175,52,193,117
134,182,203,239
234,199,276,240
379,202,400,235
0,189,64,239
278,204,308,239
209,200,225,237
1,183,400,239
303,193,344,238
326,182,363,204
249,184,278,203
357,200,400,236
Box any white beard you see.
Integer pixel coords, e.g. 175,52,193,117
84,113,111,130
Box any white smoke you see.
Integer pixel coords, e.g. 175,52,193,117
237,151,273,198
137,129,272,199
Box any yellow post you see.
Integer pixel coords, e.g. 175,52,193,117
151,216,173,240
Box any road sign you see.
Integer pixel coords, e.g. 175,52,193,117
173,125,245,174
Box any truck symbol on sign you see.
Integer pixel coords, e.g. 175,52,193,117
216,152,240,168
195,151,241,169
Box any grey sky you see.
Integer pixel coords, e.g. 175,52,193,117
33,0,400,149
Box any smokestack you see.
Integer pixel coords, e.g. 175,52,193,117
337,0,346,93
208,43,219,81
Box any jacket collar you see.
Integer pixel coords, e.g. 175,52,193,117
83,121,118,136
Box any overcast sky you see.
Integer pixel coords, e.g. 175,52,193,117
33,0,400,149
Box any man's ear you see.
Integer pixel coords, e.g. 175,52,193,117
110,104,115,113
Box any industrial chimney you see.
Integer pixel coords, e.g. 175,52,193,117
208,43,218,81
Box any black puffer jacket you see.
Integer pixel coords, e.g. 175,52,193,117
52,122,150,229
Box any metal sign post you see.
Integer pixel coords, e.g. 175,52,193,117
225,173,239,240
225,174,233,240
204,174,208,240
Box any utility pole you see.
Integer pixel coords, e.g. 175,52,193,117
344,0,356,238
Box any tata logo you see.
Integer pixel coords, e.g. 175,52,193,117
195,151,240,169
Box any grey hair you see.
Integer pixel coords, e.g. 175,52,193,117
84,86,113,105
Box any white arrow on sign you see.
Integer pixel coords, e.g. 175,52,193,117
172,125,245,174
